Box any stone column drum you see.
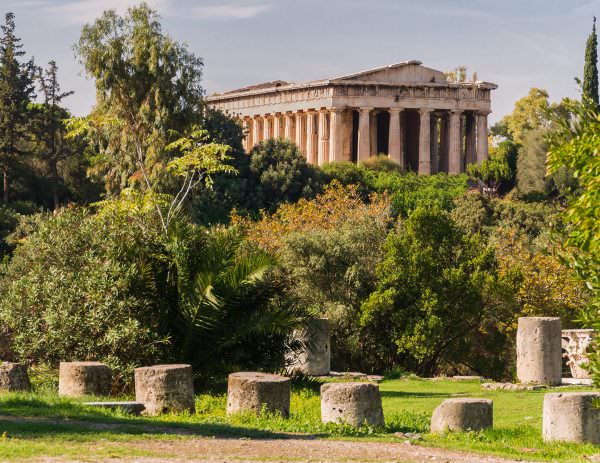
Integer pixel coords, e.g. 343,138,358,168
543,392,600,444
227,372,291,417
430,398,493,433
286,318,330,376
59,361,112,397
516,317,562,385
0,362,31,392
321,382,385,427
134,364,195,416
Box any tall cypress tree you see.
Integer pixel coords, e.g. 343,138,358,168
584,17,599,106
0,12,34,203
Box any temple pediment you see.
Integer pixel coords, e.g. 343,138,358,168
330,60,448,85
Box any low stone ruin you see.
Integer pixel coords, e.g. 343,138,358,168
543,392,600,444
0,362,31,392
59,361,112,397
561,329,595,380
516,317,562,385
226,372,291,417
320,382,384,427
430,398,493,433
286,318,330,376
134,364,195,416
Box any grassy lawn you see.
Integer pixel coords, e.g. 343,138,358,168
0,377,598,462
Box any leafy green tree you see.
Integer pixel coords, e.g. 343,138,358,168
30,61,75,210
360,207,499,376
386,173,469,217
0,12,35,203
584,17,599,106
248,139,325,211
494,88,550,145
516,128,549,197
278,215,390,372
467,158,511,196
71,3,205,195
547,96,599,382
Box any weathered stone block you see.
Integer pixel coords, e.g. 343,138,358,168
561,329,595,379
320,382,384,427
134,364,195,416
226,372,290,417
543,392,600,444
0,362,31,392
516,317,562,385
430,398,493,433
59,361,112,397
286,318,330,376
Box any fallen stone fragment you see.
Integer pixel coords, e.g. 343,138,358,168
430,398,493,433
0,362,31,392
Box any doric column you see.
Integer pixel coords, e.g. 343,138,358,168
272,114,282,139
294,112,306,155
242,118,250,152
358,107,372,163
465,113,477,166
418,108,433,175
305,111,317,165
317,110,329,165
431,114,439,174
263,115,272,141
388,108,403,167
477,110,490,164
284,113,294,141
329,108,345,162
252,117,261,147
448,110,462,174
438,114,449,173
370,111,378,156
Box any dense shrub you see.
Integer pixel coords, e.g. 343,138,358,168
0,196,306,388
278,216,390,372
385,173,469,217
360,207,502,376
248,139,325,211
236,182,390,253
0,207,170,386
360,154,403,173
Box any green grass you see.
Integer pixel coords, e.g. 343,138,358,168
0,377,599,462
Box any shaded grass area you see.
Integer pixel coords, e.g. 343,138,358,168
0,378,599,462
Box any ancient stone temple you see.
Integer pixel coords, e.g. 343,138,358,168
206,60,497,173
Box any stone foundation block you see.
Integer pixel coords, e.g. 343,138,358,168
226,372,291,417
58,361,112,397
516,317,562,385
286,318,330,376
320,382,384,427
0,362,31,392
430,398,493,433
543,392,600,444
134,364,195,416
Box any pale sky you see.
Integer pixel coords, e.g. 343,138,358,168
3,0,599,123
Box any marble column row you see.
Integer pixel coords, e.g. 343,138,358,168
243,110,344,166
242,108,490,173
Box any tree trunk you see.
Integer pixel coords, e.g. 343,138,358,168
3,161,8,204
50,160,59,211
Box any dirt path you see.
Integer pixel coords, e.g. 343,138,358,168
2,416,528,463
119,437,528,463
